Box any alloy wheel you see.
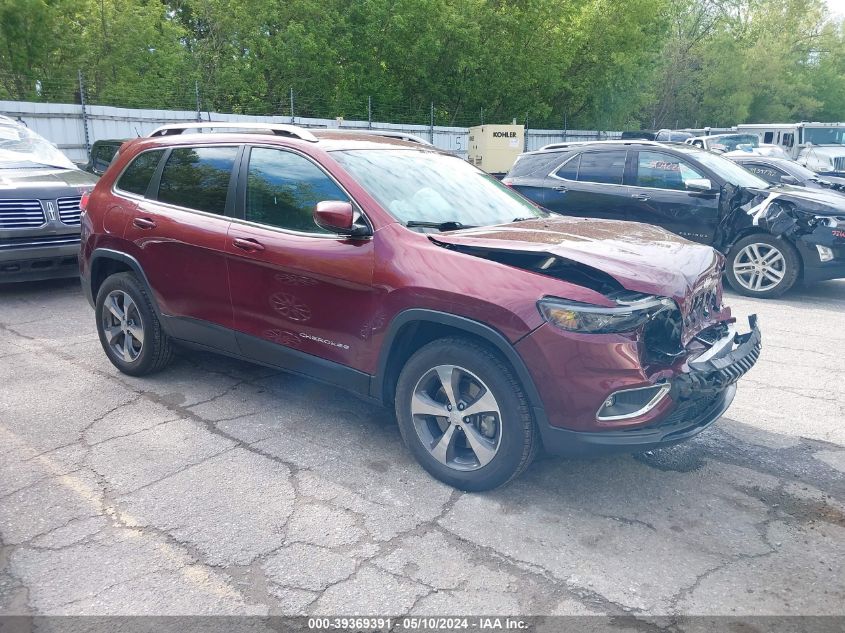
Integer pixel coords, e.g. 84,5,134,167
101,290,145,362
732,243,786,292
411,364,502,471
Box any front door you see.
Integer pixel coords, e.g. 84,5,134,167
122,145,240,352
626,150,720,245
226,145,376,385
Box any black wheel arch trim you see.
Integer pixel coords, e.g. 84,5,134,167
372,308,550,427
87,249,162,316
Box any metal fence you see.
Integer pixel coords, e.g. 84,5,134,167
0,100,621,164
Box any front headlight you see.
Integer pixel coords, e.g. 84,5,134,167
537,296,676,333
817,216,839,228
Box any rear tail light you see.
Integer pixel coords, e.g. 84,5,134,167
80,191,90,211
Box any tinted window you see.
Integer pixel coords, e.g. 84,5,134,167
635,151,704,190
246,148,348,233
93,143,119,172
741,163,782,184
555,154,580,180
763,132,774,143
508,151,566,178
117,150,164,196
157,147,238,214
577,151,626,184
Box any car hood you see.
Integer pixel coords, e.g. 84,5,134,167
0,167,98,198
431,216,721,306
747,184,845,215
799,146,845,158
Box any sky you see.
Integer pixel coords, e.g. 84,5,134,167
827,0,845,19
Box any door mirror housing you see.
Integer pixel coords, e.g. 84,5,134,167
685,178,716,193
313,201,370,237
779,174,800,185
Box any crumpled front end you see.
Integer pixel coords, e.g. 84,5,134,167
718,185,845,283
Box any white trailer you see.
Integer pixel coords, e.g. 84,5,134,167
736,122,845,175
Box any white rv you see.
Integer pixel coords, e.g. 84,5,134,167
736,122,845,175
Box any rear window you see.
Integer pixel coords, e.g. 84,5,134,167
116,150,164,196
157,146,238,214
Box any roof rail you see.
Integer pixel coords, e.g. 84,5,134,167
326,129,434,146
147,122,318,142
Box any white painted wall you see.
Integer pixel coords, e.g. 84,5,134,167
0,100,620,164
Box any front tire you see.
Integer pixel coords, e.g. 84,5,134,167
95,272,174,376
394,337,537,491
726,234,800,298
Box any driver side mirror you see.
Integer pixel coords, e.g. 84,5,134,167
313,201,370,237
685,178,716,193
779,175,800,185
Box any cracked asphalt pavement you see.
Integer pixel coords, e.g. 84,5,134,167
1,278,844,621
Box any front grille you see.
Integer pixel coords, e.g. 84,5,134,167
57,196,82,225
0,234,80,250
0,199,45,229
636,392,723,433
834,156,845,173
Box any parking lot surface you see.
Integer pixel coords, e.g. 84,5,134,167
1,278,844,620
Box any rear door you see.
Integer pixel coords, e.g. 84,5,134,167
225,145,375,381
121,144,240,352
543,149,632,220
626,150,720,244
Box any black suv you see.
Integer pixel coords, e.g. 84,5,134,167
0,116,98,282
504,140,845,298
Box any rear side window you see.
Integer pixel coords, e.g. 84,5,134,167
245,147,348,233
576,151,626,185
157,147,238,215
116,150,164,196
555,154,580,180
507,152,567,178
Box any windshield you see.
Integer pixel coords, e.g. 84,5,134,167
0,123,76,169
331,149,547,227
710,134,759,152
803,127,845,145
675,145,769,189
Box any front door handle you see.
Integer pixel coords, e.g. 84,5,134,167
232,237,265,252
631,194,650,201
553,185,568,192
132,217,156,229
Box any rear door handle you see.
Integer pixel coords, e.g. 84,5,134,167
630,194,650,201
132,217,156,229
232,237,265,252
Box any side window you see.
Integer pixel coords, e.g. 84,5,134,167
245,147,349,233
635,151,704,191
116,150,164,196
157,146,238,215
783,133,794,148
93,143,118,173
576,151,626,185
764,132,774,143
743,164,780,184
554,154,580,180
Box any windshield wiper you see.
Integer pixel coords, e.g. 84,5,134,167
405,220,475,231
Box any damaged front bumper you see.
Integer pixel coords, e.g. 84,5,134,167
536,315,761,455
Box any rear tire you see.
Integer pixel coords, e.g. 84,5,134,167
725,234,800,298
95,272,174,376
394,337,537,491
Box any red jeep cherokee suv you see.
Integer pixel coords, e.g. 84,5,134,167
79,123,761,491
